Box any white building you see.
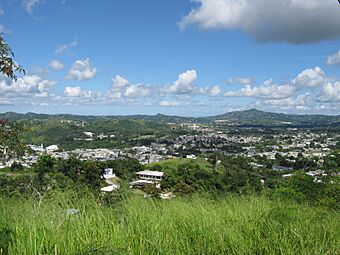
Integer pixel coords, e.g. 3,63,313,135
135,170,164,182
46,145,59,153
100,184,119,192
186,154,197,159
103,168,116,179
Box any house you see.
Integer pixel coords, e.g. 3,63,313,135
272,165,293,171
186,154,196,159
100,184,119,192
103,168,116,179
46,145,59,153
135,170,164,182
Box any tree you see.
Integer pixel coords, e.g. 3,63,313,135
34,154,56,191
0,34,24,80
81,161,102,190
10,161,24,172
35,154,56,174
0,120,28,159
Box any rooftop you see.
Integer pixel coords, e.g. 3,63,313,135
136,170,164,177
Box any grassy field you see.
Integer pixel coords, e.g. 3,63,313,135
0,192,339,255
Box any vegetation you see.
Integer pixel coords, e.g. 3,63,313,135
0,192,339,255
0,151,339,254
0,120,28,159
0,34,25,80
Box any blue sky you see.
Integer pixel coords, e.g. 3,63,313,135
0,0,339,116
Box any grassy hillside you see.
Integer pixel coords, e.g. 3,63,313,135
0,192,339,255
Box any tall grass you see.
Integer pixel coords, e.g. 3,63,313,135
0,191,339,254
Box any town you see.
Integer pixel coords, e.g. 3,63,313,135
0,114,338,199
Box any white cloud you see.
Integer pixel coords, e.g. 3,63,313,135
111,75,129,88
318,82,340,102
293,66,325,88
0,6,4,16
63,86,101,102
169,70,197,94
0,74,56,97
224,83,295,99
24,0,43,14
64,86,82,97
263,94,310,108
227,77,254,85
0,99,13,106
55,39,78,55
168,70,221,97
124,85,149,97
66,58,96,81
108,75,150,99
159,101,179,107
224,67,329,100
49,60,64,71
203,85,221,96
180,0,340,44
326,50,340,66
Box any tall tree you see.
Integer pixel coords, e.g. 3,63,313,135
0,34,27,159
0,34,24,80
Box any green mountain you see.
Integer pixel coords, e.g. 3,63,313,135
0,109,339,127
208,109,340,126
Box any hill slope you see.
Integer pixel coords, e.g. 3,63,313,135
0,109,339,127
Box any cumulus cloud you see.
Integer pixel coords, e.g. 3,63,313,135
0,75,56,97
159,101,179,107
167,70,221,97
108,75,150,99
64,86,82,97
263,94,310,108
24,0,43,14
227,77,254,85
224,67,330,100
55,39,78,55
169,70,197,94
224,82,295,99
318,82,340,102
63,86,100,101
202,85,221,96
180,0,340,44
66,58,96,81
326,50,340,66
124,85,149,97
292,66,325,88
111,75,129,88
49,60,64,71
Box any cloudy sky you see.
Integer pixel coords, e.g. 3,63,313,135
0,0,339,116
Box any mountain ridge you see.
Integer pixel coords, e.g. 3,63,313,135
0,109,339,127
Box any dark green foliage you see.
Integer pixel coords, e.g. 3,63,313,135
0,34,25,80
9,162,24,172
208,108,340,127
172,182,195,195
275,171,340,209
80,161,102,190
55,155,82,181
103,159,142,181
142,184,160,198
0,120,28,159
158,157,263,195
